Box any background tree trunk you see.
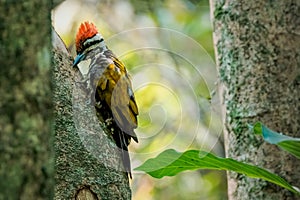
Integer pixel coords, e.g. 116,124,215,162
0,1,53,199
0,1,131,198
52,30,132,199
210,0,300,199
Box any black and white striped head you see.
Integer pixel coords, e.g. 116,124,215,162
73,21,106,66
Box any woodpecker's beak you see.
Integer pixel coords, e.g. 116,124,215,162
73,53,85,67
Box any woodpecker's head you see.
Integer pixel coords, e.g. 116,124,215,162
73,21,105,67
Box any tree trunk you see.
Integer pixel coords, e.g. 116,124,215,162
52,30,131,199
210,0,300,199
0,1,53,199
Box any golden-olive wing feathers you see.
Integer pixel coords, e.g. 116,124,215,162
94,50,138,143
110,57,138,135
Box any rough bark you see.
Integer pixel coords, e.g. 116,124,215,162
52,30,131,199
210,0,300,199
0,1,53,199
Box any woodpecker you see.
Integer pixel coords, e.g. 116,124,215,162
73,21,138,178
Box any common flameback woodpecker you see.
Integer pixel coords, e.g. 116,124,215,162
73,21,138,178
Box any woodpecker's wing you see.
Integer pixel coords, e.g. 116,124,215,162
110,56,138,142
98,50,138,142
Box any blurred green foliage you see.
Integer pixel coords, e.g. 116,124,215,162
53,0,226,199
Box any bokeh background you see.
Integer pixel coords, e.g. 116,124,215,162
52,0,227,199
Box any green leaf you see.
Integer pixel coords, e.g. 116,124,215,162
135,149,299,194
251,122,300,159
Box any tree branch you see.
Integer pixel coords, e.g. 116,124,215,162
52,28,131,200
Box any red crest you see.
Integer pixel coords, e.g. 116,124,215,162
75,21,99,53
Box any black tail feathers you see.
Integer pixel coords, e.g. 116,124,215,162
121,148,132,179
113,128,133,179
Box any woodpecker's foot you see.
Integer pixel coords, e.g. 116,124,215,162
95,101,102,109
